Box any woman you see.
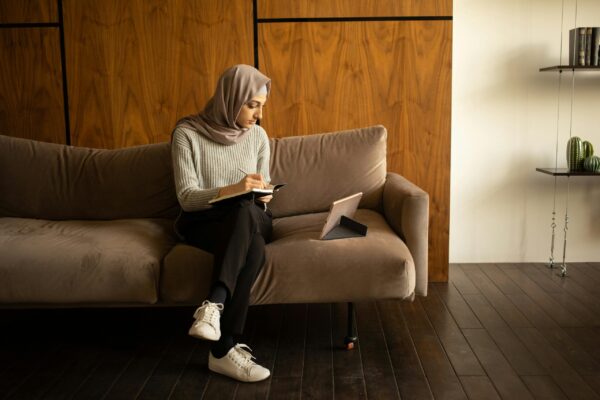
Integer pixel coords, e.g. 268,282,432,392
171,64,273,383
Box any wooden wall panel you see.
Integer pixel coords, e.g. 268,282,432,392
0,0,57,23
0,28,65,144
259,0,452,19
63,0,253,149
259,21,452,282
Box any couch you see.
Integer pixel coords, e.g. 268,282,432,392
0,126,429,312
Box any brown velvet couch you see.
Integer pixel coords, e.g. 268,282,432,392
0,126,429,308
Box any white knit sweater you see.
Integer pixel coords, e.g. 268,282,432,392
171,125,271,211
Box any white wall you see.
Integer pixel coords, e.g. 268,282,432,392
451,0,600,262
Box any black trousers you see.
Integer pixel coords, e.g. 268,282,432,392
177,198,272,335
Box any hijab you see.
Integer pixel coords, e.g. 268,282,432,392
176,64,271,146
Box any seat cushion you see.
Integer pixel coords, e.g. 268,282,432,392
0,217,177,304
160,209,415,305
160,243,214,303
252,209,415,304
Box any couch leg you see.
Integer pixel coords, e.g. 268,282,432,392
344,302,358,350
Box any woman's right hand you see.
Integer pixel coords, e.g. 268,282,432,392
218,174,266,197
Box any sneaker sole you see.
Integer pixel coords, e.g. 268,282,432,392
208,364,270,383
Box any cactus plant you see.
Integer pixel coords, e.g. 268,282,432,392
583,155,600,172
566,136,584,171
582,140,594,158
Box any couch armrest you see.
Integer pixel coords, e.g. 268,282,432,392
383,172,429,296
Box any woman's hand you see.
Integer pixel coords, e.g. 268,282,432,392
218,174,266,197
256,195,272,204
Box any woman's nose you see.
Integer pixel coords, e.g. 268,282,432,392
255,107,263,120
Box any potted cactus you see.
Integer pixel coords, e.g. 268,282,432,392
566,136,585,170
583,155,600,172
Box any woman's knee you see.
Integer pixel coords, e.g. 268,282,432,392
228,200,261,229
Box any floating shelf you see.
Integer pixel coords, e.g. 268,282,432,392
539,65,600,72
536,167,600,176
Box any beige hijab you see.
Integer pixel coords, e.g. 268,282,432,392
176,64,271,145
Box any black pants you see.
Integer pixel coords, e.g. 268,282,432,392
177,199,272,335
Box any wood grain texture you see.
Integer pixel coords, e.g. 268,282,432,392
420,288,485,376
354,302,400,399
513,327,599,399
376,300,434,399
461,264,532,328
497,264,585,327
462,329,535,400
301,303,334,399
521,376,567,400
460,294,545,375
431,283,483,329
0,0,57,23
259,20,452,282
331,303,367,400
63,0,253,149
269,304,306,400
400,299,467,399
258,0,452,19
460,376,502,400
0,28,65,144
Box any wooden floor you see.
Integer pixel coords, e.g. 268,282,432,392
1,263,600,399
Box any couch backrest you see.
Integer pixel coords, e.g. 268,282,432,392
0,135,179,220
268,125,387,218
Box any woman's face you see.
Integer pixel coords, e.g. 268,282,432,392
236,94,267,129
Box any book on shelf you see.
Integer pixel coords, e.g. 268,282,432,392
593,27,600,66
208,183,286,205
586,27,593,66
569,26,600,66
568,27,586,66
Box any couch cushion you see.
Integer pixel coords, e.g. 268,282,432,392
0,135,179,220
268,125,387,218
0,217,177,304
160,209,415,304
251,209,415,304
160,243,214,303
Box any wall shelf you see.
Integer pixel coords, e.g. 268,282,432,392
536,167,600,176
539,65,600,72
538,3,600,278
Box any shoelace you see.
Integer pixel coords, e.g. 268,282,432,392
231,344,256,374
195,300,224,327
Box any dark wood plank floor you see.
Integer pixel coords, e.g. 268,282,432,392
1,262,599,399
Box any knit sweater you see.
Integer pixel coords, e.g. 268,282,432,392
171,124,271,211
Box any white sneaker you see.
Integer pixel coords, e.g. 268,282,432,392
208,344,270,383
188,300,224,341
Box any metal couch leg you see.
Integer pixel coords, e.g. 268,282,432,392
344,302,358,350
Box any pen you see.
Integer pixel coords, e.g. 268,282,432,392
239,168,271,189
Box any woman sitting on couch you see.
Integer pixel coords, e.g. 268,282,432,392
171,64,273,383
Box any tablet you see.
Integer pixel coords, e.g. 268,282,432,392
319,192,363,240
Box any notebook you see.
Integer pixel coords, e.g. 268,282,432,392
208,183,286,205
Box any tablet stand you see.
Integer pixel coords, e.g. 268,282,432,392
322,216,368,240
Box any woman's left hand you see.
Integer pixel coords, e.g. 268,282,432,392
256,195,273,204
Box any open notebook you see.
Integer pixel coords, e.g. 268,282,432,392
208,183,286,205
